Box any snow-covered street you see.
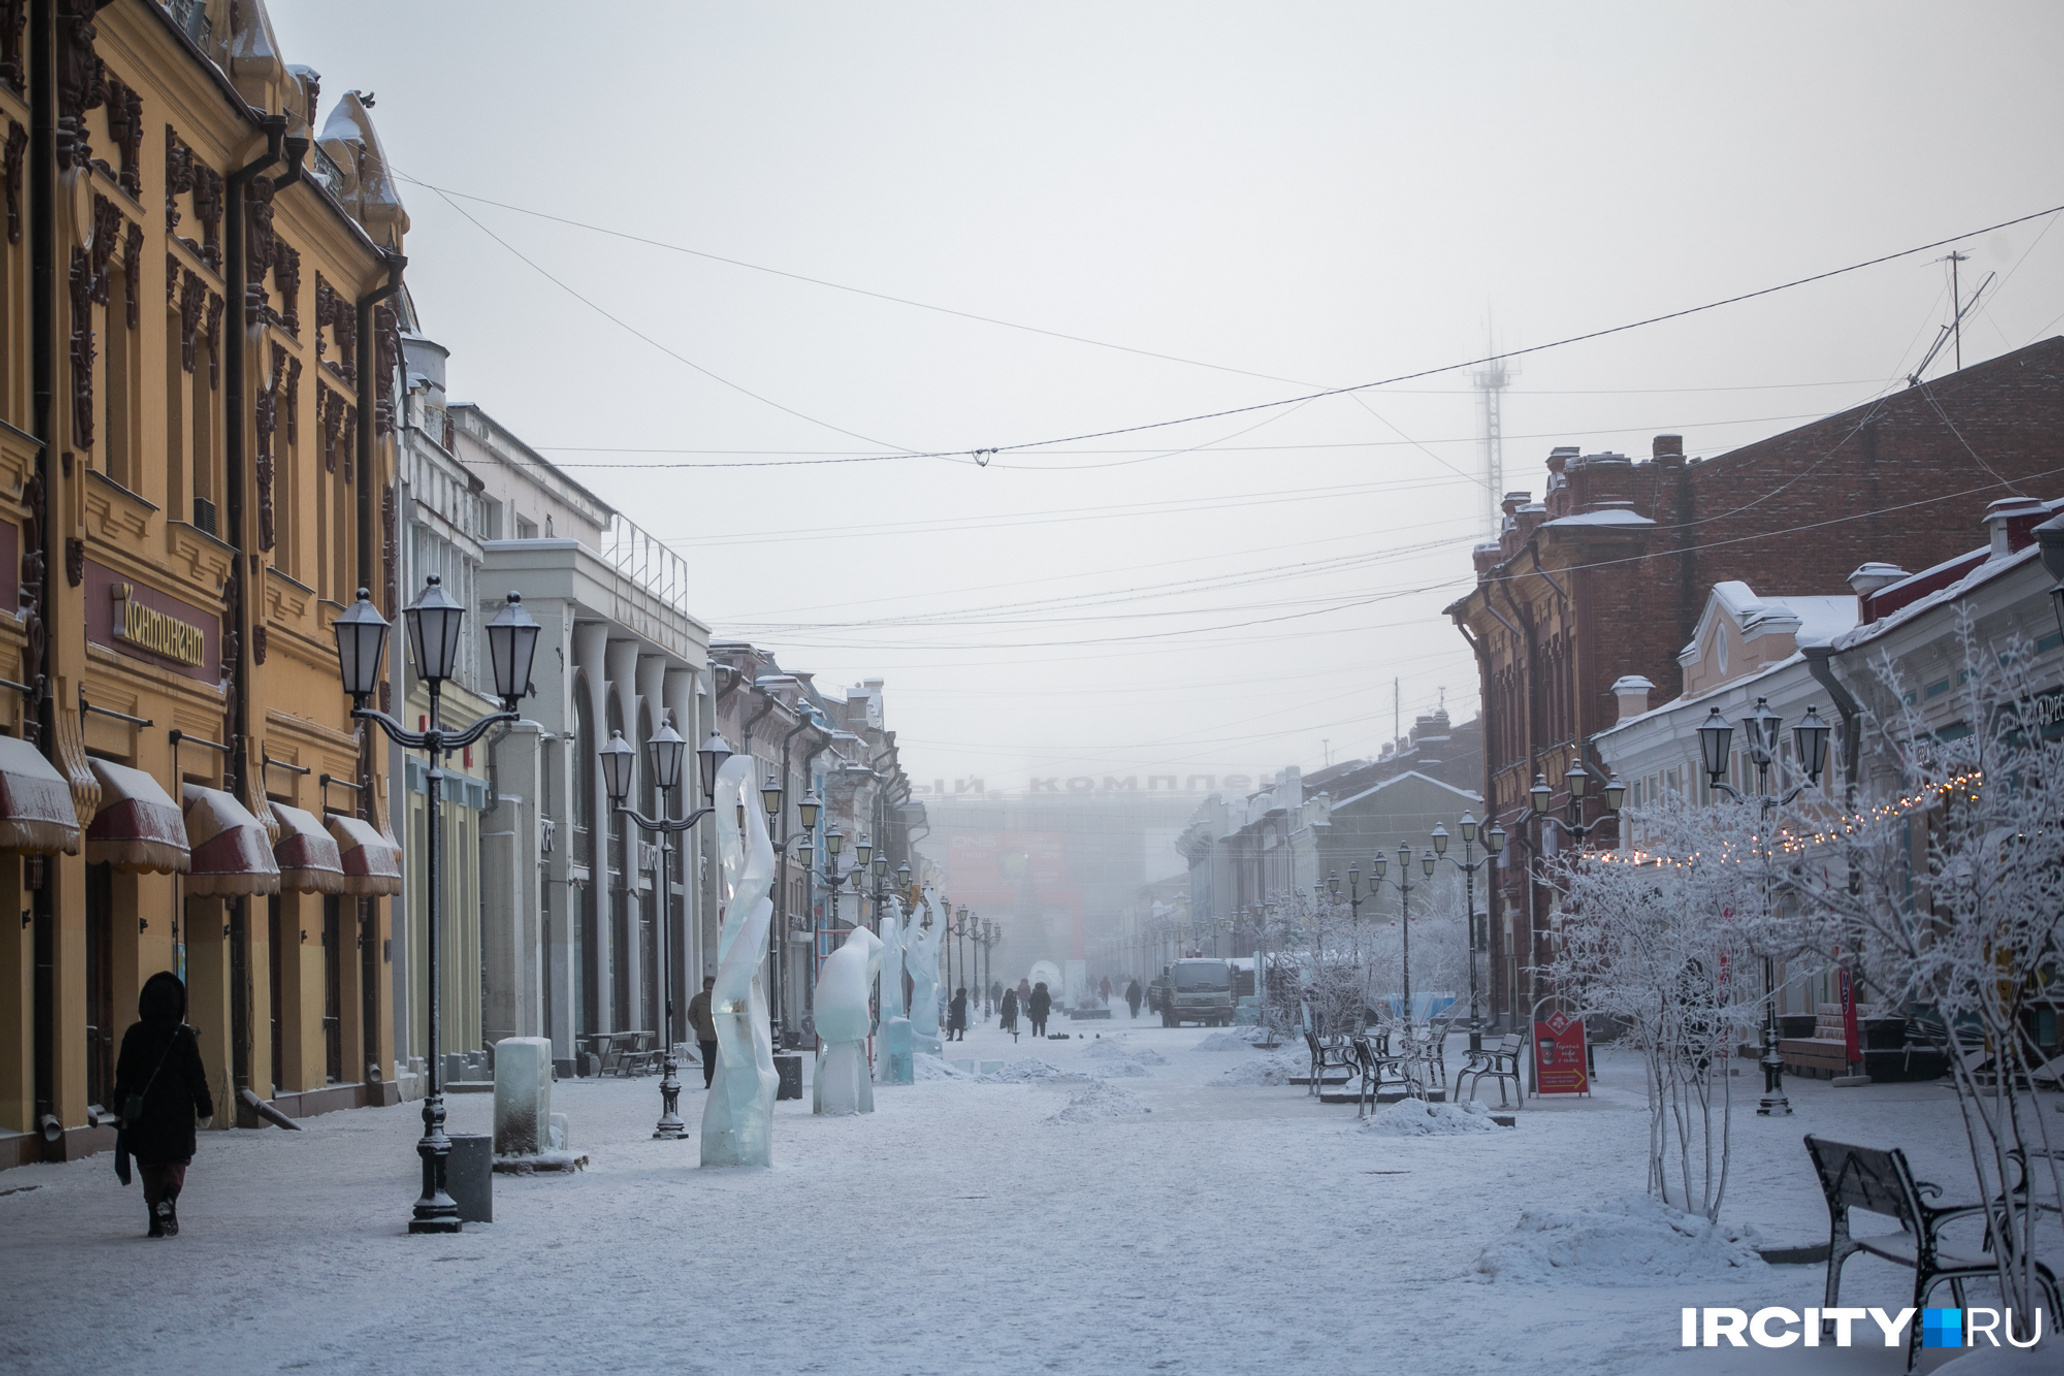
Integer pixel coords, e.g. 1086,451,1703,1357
2,1019,2050,1375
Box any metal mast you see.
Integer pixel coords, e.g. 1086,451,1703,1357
1472,333,1516,540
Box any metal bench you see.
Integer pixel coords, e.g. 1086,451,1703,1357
1804,1134,2060,1371
1303,1029,1356,1098
1453,1031,1526,1107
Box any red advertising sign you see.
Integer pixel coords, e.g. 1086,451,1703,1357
1533,1010,1590,1094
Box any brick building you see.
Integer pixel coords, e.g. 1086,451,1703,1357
1446,338,2064,1027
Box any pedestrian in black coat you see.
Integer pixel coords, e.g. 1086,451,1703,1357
1000,987,1020,1037
1125,978,1144,1019
112,971,214,1237
947,987,969,1041
1028,981,1052,1037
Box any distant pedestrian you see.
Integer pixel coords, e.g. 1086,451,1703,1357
1125,978,1143,1019
1028,981,1052,1038
1098,976,1112,1005
1001,987,1020,1038
687,976,719,1088
948,987,969,1041
112,972,213,1238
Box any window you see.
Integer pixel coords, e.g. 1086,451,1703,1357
516,515,537,540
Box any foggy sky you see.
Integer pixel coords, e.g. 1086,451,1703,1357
270,1,2064,795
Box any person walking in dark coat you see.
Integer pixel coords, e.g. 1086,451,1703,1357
1000,986,1019,1038
1125,978,1144,1019
1028,981,1052,1038
947,987,969,1041
112,972,214,1238
687,976,719,1088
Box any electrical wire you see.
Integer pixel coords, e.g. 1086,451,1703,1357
415,170,2063,471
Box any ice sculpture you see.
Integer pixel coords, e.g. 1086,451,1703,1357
701,755,779,1167
906,889,945,1058
876,898,913,1086
813,924,882,1115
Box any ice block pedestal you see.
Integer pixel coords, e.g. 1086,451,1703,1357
492,1036,554,1158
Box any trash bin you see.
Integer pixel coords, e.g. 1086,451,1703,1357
774,1054,803,1101
446,1133,493,1224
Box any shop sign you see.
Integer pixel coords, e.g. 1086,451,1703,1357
1533,1009,1589,1094
82,560,219,683
111,583,206,666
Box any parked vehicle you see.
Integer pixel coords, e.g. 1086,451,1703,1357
1162,959,1236,1027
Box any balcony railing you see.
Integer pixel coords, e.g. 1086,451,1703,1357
600,514,690,610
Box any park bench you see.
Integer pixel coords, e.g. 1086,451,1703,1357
1303,1029,1356,1097
1804,1134,2060,1372
1452,1031,1526,1108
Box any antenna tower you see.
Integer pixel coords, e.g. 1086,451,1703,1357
1472,328,1516,540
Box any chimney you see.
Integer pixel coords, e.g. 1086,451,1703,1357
1610,675,1656,726
1848,562,1908,625
1653,434,1684,462
1983,496,2049,560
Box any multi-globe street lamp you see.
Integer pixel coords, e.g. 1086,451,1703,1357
1431,813,1504,1052
331,578,539,1234
1695,696,1832,1118
1362,841,1438,1026
598,720,738,1139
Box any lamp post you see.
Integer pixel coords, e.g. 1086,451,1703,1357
1695,697,1831,1118
332,581,538,1234
870,848,890,931
1365,841,1438,1026
954,906,970,998
600,720,736,1138
1430,814,1504,1052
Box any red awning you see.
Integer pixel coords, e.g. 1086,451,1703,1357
182,785,280,897
270,802,345,895
325,814,402,897
0,735,81,856
85,760,186,873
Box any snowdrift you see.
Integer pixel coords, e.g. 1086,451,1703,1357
1475,1195,1766,1284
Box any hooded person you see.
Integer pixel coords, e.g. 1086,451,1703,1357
112,972,214,1237
1027,981,1052,1037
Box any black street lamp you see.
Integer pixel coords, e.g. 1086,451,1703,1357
1695,696,1831,1118
1365,840,1438,1027
333,581,538,1234
601,718,731,1139
1432,813,1504,1052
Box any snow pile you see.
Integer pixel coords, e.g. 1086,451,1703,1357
1360,1100,1502,1137
978,1059,1073,1084
1191,1030,1256,1053
1047,1080,1149,1124
1212,1048,1306,1086
1083,1040,1167,1069
913,1056,970,1082
1475,1195,1767,1284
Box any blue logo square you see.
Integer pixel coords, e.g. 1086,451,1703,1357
1921,1309,1963,1348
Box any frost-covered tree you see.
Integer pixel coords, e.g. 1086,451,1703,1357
1549,796,1788,1222
1794,619,2064,1320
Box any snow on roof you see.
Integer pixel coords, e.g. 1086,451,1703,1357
1541,507,1655,529
1329,769,1481,811
1833,541,2045,653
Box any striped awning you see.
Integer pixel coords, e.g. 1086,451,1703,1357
182,785,280,897
270,801,346,895
85,759,185,872
325,814,402,897
0,735,82,856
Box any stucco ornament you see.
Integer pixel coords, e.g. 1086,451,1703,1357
700,755,778,1167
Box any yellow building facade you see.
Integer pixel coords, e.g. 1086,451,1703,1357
1,0,407,1165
